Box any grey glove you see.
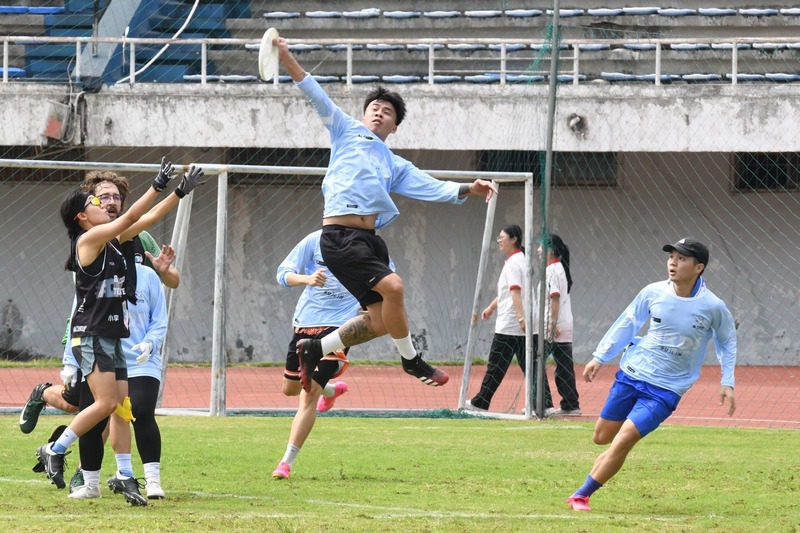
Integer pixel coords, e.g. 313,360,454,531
174,165,205,198
152,156,177,192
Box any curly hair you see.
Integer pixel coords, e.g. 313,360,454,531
81,171,130,208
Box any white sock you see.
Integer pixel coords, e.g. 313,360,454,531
82,469,100,487
322,383,336,398
281,444,300,466
392,334,417,360
143,462,161,483
320,332,345,355
115,454,133,478
52,427,79,454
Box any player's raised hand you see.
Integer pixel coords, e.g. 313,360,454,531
469,179,498,203
583,359,602,383
147,245,176,275
719,385,736,416
175,165,205,198
152,156,177,192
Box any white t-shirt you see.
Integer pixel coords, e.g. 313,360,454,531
495,251,526,335
542,259,573,342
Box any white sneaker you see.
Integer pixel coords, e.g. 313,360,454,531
554,408,582,416
464,399,486,412
543,407,558,417
68,484,101,499
146,479,165,500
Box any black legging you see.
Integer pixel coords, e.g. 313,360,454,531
129,376,161,465
546,341,580,411
471,333,553,410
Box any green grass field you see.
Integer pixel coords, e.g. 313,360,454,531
2,414,798,532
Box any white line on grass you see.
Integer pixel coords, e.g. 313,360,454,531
307,499,695,522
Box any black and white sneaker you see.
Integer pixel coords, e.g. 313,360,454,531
20,382,51,434
107,472,148,506
401,356,449,387
36,443,66,489
296,339,323,392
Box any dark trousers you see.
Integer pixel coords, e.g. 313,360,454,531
471,333,552,410
546,341,580,411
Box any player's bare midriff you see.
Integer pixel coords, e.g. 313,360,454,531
323,214,378,230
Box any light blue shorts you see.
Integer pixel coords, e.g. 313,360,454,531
71,336,126,378
599,370,681,437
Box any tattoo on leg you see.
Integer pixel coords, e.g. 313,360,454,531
339,315,378,347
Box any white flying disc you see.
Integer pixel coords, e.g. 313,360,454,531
258,27,280,81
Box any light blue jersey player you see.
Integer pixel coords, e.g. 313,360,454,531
566,238,737,512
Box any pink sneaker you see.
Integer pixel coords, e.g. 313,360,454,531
566,495,591,511
317,381,349,412
272,461,290,480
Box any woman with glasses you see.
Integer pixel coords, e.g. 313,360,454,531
35,163,178,500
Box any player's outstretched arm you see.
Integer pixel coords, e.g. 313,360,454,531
146,245,180,289
276,38,305,82
719,385,736,416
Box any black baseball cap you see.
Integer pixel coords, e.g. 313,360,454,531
662,238,709,266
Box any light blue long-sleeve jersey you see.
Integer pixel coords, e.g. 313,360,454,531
64,265,167,378
124,264,167,380
277,230,362,328
592,278,736,396
296,75,466,229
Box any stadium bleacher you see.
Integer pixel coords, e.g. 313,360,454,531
2,2,800,85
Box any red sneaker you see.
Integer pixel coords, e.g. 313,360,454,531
566,495,591,511
317,381,348,412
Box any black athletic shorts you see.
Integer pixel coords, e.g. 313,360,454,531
320,225,394,307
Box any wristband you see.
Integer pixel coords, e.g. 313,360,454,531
174,188,186,199
458,183,471,196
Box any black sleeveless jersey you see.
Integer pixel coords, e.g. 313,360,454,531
70,236,130,338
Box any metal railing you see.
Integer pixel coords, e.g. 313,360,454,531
3,35,800,86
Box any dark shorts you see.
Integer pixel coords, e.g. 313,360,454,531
285,326,350,382
71,336,127,379
320,225,394,308
600,370,681,437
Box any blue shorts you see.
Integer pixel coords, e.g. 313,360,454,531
599,370,681,437
71,336,127,378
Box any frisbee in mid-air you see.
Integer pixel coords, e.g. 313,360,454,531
258,27,280,81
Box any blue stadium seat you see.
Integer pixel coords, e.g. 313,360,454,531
698,8,737,16
29,7,66,14
407,44,444,51
725,73,766,82
781,8,800,16
465,10,502,18
262,11,299,19
711,43,751,50
624,43,657,51
312,75,340,83
184,74,221,82
587,8,623,17
578,44,611,52
0,6,28,14
547,9,584,17
350,75,379,83
342,9,380,19
622,7,659,16
671,43,711,51
448,44,487,52
601,72,636,82
366,44,404,52
381,75,420,84
766,73,800,82
556,74,587,82
507,73,544,83
753,43,787,50
635,74,681,83
488,44,527,52
504,9,542,18
423,11,460,19
305,11,341,18
383,11,420,19
682,73,722,82
0,66,26,77
423,75,461,83
739,9,778,17
465,74,500,84
658,8,697,17
326,44,364,51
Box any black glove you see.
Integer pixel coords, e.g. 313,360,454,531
152,156,176,192
175,165,205,198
